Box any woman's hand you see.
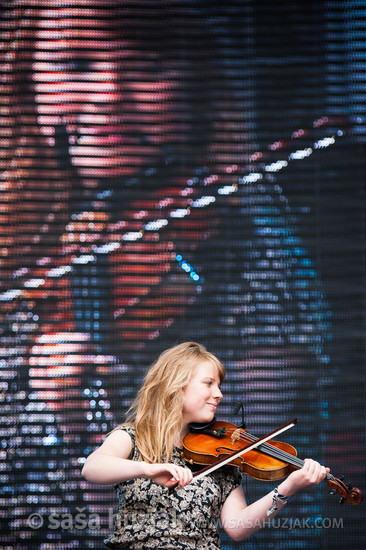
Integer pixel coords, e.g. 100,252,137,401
142,462,193,488
278,458,330,496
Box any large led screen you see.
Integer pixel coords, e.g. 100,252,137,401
1,1,365,549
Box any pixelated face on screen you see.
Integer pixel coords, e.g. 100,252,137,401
31,6,212,182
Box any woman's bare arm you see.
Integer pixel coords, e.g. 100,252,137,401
81,429,192,487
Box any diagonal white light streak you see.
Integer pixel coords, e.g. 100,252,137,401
1,126,342,303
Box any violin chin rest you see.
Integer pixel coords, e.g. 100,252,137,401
188,417,217,433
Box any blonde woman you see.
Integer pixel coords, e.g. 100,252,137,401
82,342,328,549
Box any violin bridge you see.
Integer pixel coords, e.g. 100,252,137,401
230,429,241,446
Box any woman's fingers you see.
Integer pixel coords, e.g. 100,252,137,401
144,463,193,488
284,458,329,495
302,458,328,484
169,464,193,487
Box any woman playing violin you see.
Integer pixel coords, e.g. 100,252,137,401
82,342,329,549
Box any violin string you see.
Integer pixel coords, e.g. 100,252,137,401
225,428,305,469
219,427,337,484
244,439,334,480
228,429,336,481
229,434,303,467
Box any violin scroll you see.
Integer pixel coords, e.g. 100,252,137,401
326,475,362,505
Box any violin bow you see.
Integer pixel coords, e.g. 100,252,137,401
169,418,297,493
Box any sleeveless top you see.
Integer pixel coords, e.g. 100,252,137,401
104,425,241,549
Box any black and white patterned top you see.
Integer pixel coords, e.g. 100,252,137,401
104,425,242,549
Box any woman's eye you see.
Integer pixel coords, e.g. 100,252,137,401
68,59,91,72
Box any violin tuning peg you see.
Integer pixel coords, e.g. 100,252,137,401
339,475,344,481
339,497,345,505
329,489,337,495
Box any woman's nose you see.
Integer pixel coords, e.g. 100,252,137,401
213,386,223,400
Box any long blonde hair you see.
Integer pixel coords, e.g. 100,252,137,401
124,342,225,463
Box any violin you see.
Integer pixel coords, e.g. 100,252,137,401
180,420,362,505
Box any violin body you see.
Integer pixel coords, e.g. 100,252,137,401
183,421,297,481
182,420,362,505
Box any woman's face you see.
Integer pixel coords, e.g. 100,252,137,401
182,360,223,426
32,8,185,181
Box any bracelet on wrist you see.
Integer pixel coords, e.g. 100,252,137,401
266,487,294,517
276,488,293,503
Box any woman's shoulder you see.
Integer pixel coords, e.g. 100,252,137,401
109,423,137,459
113,423,135,436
